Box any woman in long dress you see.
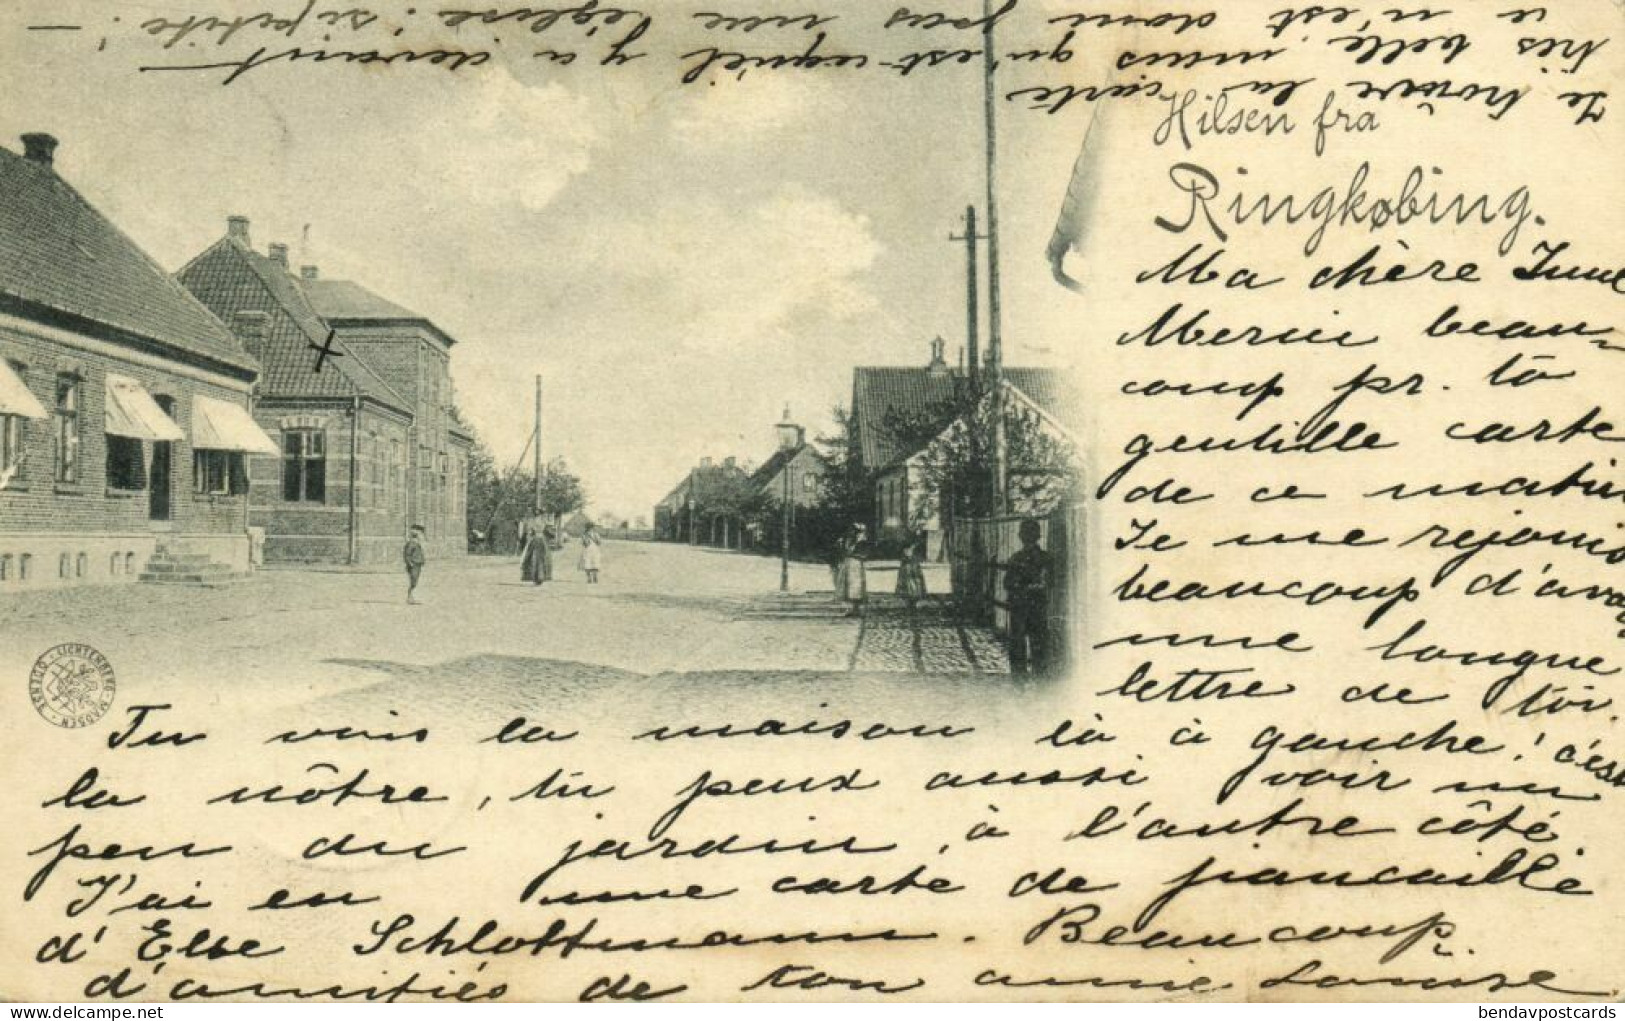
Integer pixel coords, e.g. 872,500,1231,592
521,515,553,585
834,524,868,617
578,524,603,583
896,530,928,611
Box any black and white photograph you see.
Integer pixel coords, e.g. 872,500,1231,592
0,0,1620,1006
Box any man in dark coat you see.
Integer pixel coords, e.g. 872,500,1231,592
1004,519,1053,677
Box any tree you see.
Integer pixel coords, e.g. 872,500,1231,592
798,404,872,560
889,391,1078,527
537,456,586,519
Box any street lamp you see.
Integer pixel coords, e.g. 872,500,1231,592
775,406,802,593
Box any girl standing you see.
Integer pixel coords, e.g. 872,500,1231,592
895,530,928,611
578,523,603,583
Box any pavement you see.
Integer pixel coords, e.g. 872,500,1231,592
1,540,1025,729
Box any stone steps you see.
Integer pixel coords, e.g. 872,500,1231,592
139,545,251,586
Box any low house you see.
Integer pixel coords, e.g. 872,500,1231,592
851,338,1078,553
851,340,960,548
1,133,276,590
179,220,472,563
904,374,1081,520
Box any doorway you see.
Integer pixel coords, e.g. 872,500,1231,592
149,395,173,522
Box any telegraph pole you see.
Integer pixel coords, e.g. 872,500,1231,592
533,375,543,516
949,205,985,393
982,0,1008,515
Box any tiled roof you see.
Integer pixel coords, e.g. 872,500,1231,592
304,278,458,348
852,365,1079,470
851,367,962,469
1004,368,1081,431
0,142,256,375
178,237,409,413
304,279,421,321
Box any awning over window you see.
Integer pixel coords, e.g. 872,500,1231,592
192,396,279,455
0,360,47,419
104,375,185,442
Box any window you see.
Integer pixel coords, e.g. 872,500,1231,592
106,435,145,490
2,361,26,481
282,429,326,502
54,375,80,483
1,413,23,480
195,450,246,496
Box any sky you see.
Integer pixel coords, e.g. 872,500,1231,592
0,0,1081,522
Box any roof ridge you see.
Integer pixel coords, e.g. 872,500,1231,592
0,143,250,367
44,162,247,355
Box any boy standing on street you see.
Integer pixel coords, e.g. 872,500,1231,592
1004,519,1053,677
404,524,427,605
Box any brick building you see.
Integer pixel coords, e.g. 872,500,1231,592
0,134,276,591
178,220,471,563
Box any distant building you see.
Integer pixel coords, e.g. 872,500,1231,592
745,421,824,551
652,456,751,548
1,133,276,590
179,219,473,563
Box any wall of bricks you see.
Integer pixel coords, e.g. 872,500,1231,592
248,402,419,563
1,321,255,591
338,325,467,558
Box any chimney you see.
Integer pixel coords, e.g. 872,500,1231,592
227,215,252,248
20,133,58,168
699,457,713,469
232,310,270,360
300,265,319,281
926,335,949,376
268,243,289,270
724,456,737,470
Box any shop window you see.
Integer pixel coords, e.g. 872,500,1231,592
195,450,246,496
106,435,145,490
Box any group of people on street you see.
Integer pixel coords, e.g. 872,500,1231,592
402,518,605,603
829,518,1055,677
408,511,1055,677
520,516,603,586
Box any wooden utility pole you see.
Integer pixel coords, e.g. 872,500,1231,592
533,375,543,515
982,0,1008,515
949,205,985,392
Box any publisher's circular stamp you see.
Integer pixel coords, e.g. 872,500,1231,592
29,644,117,729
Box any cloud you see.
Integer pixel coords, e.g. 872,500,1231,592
668,77,831,147
403,69,601,213
581,183,883,353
